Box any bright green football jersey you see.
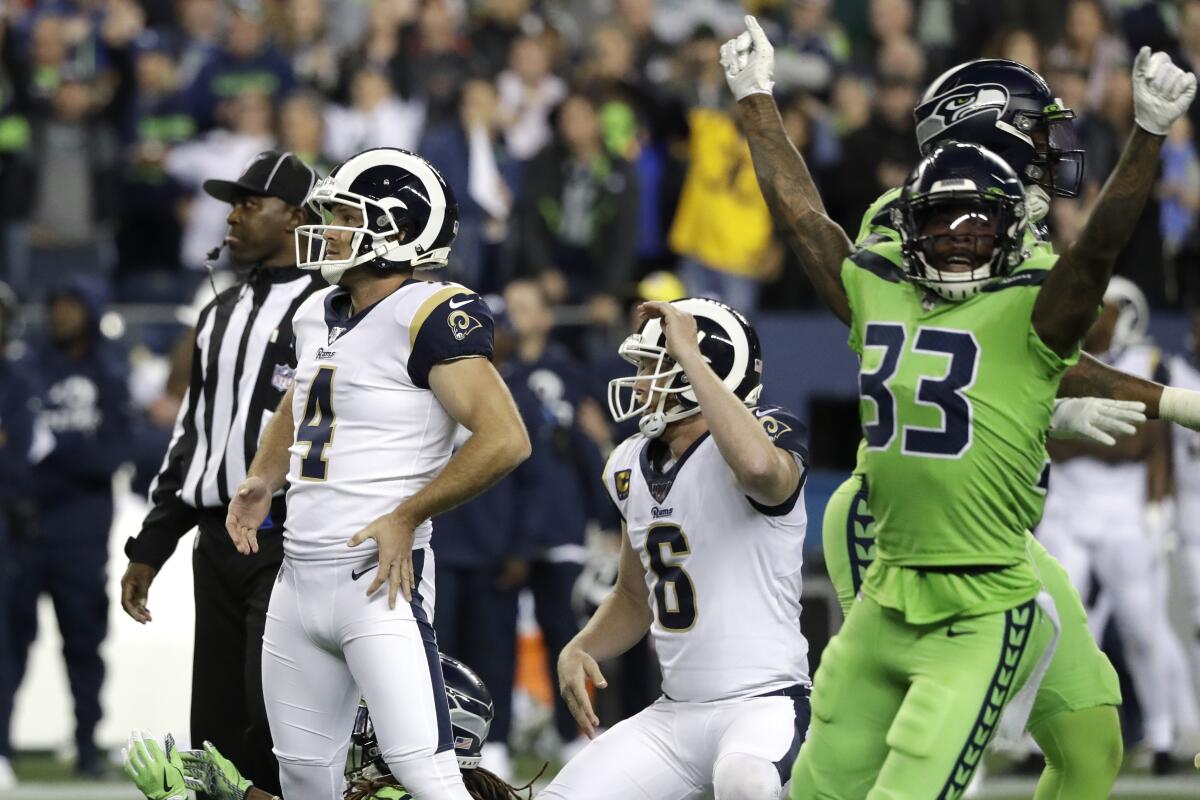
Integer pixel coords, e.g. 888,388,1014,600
841,240,1077,621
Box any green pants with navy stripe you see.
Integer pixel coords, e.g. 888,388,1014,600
813,474,1123,799
791,591,1054,799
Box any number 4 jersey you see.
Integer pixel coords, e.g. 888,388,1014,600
843,241,1077,619
602,407,811,702
283,279,494,561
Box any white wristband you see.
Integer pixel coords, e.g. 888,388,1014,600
1159,386,1200,429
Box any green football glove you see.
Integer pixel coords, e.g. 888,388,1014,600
121,730,190,800
179,740,254,800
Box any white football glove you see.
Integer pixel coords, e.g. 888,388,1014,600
1132,46,1197,136
1048,397,1146,446
720,15,774,101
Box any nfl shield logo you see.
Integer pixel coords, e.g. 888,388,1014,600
328,326,347,345
271,364,295,392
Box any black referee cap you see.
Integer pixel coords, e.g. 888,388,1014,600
203,150,317,209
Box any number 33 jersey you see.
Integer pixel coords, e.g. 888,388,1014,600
283,279,494,561
602,407,811,703
842,241,1075,572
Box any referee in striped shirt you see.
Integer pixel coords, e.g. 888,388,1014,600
120,151,322,797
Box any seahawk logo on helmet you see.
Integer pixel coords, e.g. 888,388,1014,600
894,142,1029,301
295,147,459,283
608,297,763,438
914,59,1085,198
345,653,494,785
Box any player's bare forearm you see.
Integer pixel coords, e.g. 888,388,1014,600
401,359,531,526
245,788,278,800
393,420,528,527
571,534,652,663
737,94,853,324
245,387,295,492
1148,422,1171,501
1034,127,1165,356
1058,353,1164,417
677,349,798,505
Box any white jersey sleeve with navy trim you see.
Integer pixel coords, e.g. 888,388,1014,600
749,406,810,518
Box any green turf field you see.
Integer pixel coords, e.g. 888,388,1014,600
8,751,1198,799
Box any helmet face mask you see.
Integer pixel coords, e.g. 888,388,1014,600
607,298,763,438
897,143,1029,301
295,147,458,284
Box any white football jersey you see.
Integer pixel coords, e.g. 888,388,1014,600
1047,344,1162,506
1168,355,1200,534
283,279,493,561
603,406,811,703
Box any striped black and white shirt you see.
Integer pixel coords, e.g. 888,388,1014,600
125,266,324,569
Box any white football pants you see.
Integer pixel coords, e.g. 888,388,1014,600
261,547,469,799
539,688,809,800
1039,496,1196,752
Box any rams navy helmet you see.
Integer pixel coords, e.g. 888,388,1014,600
345,654,494,786
895,142,1029,301
914,59,1084,199
296,147,458,283
1104,276,1150,353
608,297,763,438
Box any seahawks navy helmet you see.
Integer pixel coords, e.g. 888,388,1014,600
296,147,458,283
914,59,1084,198
895,142,1029,301
345,654,494,785
608,297,763,438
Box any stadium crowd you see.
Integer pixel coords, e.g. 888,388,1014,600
3,0,1200,789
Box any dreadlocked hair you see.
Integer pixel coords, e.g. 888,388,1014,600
344,777,408,800
462,763,548,800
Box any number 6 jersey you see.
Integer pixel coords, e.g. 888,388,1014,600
602,407,811,703
283,279,493,561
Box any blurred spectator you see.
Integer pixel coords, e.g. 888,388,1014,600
0,281,37,791
165,89,276,270
1044,50,1119,190
6,277,132,778
503,278,613,760
186,6,295,130
173,0,222,89
1,1,142,300
614,0,673,86
278,90,333,175
1161,117,1200,296
324,64,424,160
984,27,1042,75
668,102,773,317
669,24,727,111
776,0,849,98
518,91,638,325
853,0,915,72
469,0,537,79
114,30,196,299
1046,0,1128,112
420,78,517,292
1176,0,1200,144
393,0,472,126
497,33,567,161
276,0,342,95
830,71,873,136
824,44,921,236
